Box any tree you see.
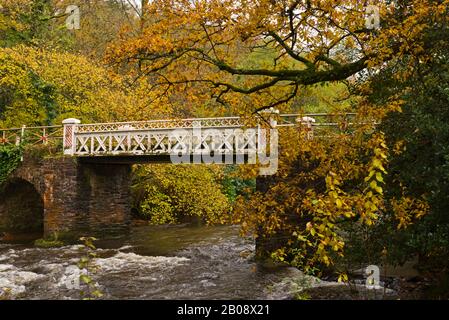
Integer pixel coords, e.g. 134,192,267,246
104,0,447,277
0,0,73,49
55,0,137,60
343,20,449,292
107,0,447,113
0,45,169,127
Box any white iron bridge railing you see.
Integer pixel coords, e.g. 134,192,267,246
0,113,358,157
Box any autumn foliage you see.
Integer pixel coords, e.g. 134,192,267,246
1,0,449,287
106,0,448,275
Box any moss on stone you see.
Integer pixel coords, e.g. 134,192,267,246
34,238,65,248
34,237,65,248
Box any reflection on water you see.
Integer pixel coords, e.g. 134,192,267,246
0,224,309,300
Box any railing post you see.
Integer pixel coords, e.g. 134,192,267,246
258,108,279,150
62,118,81,156
296,116,316,140
16,125,26,146
42,127,47,145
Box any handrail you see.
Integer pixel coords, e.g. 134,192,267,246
0,125,62,131
0,113,360,150
0,113,357,131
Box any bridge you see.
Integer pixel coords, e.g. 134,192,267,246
1,113,354,158
0,113,355,240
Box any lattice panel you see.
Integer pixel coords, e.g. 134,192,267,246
73,128,259,156
76,117,244,133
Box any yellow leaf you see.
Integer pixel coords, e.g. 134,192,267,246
336,199,343,208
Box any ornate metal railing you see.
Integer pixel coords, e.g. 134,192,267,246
73,127,260,156
0,113,359,156
63,117,258,157
75,117,245,133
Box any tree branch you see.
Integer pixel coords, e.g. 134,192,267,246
268,31,315,69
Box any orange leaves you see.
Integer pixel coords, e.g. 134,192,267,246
95,0,446,274
391,190,429,230
232,107,428,272
357,132,388,225
103,0,447,116
393,140,406,155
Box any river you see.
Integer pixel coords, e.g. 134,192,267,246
0,224,320,300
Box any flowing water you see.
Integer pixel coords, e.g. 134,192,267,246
0,224,319,300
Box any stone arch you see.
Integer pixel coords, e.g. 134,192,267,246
0,177,44,239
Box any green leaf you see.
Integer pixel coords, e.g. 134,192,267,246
80,274,92,284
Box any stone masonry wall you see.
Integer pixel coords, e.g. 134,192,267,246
1,154,132,238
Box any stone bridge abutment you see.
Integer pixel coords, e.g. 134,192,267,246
0,154,132,239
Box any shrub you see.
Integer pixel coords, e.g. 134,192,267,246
133,164,230,224
0,144,23,185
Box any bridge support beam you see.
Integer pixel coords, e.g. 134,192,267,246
0,155,132,240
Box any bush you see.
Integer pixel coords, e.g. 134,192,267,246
133,164,230,224
140,186,176,224
0,144,23,185
221,165,256,203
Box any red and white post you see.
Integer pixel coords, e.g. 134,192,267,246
62,118,81,156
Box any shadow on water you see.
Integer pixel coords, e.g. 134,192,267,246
0,232,43,244
129,223,244,256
